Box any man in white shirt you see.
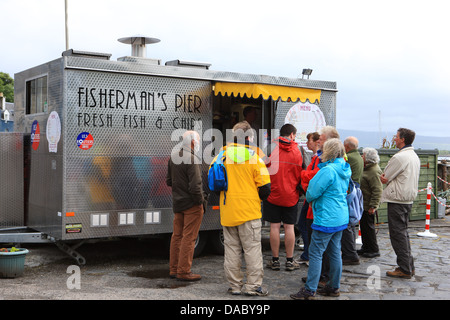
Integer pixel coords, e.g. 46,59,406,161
380,128,420,279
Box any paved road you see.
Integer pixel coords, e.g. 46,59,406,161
1,218,449,303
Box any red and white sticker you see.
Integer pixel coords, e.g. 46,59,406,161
77,132,94,150
31,120,40,150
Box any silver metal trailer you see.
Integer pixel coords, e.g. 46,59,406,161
1,43,337,264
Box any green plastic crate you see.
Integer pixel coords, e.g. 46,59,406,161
375,149,438,223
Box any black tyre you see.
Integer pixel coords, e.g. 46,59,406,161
208,229,224,255
193,231,208,257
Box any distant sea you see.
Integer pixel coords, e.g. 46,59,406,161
338,129,450,153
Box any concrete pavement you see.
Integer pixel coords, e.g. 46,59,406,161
263,217,450,300
0,217,449,301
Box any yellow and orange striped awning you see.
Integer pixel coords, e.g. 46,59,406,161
213,82,321,103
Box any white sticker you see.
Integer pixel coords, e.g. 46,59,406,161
46,111,61,153
284,101,326,151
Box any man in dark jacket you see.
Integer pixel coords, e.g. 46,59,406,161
359,147,382,258
166,130,206,281
264,124,303,271
342,136,364,265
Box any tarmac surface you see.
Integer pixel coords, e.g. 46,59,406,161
1,217,449,303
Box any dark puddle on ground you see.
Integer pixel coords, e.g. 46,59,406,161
127,269,190,289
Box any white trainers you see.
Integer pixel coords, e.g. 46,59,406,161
294,257,309,267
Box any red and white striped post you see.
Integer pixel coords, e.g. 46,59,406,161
356,222,362,245
417,182,438,238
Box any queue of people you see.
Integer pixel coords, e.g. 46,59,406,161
165,124,421,299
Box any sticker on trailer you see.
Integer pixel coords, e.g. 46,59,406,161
46,111,61,153
77,132,94,150
65,223,82,233
31,120,40,150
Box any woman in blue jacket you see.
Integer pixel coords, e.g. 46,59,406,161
291,138,351,300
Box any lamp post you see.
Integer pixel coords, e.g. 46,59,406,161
302,68,313,79
65,0,69,50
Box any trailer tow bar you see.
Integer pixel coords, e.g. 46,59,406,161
55,240,87,265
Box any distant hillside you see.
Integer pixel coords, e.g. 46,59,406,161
338,129,450,152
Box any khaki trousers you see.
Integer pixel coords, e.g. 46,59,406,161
169,204,204,275
223,219,264,292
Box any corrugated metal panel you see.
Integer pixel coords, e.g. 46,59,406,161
0,133,24,228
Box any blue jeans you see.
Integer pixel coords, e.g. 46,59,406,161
305,229,343,292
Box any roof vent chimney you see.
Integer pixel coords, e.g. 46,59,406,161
118,35,160,58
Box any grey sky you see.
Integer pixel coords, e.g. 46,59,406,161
1,0,449,137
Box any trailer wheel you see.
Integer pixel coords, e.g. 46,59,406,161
208,230,224,255
193,231,207,258
165,231,208,258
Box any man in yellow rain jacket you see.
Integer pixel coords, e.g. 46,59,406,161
212,121,271,296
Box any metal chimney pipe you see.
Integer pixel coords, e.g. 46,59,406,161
118,36,160,58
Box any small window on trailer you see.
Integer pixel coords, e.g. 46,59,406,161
26,75,48,114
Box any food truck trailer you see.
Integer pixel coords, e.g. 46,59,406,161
0,37,337,264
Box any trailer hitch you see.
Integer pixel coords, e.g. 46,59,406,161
55,240,87,265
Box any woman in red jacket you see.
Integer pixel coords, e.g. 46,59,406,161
297,132,320,263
